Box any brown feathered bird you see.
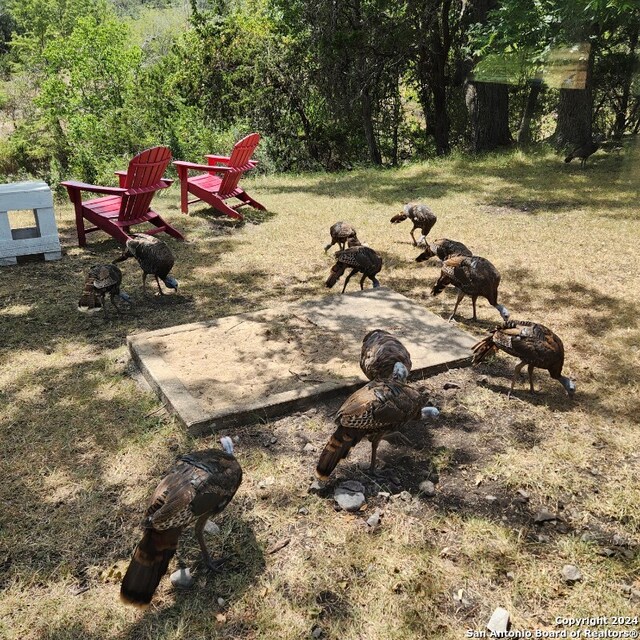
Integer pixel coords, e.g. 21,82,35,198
324,222,358,252
78,264,130,319
316,372,436,478
360,329,412,382
390,203,437,246
113,233,177,296
415,238,472,263
472,320,576,397
325,245,382,293
564,135,603,168
431,255,509,322
120,437,242,607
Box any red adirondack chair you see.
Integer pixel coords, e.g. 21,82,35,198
173,133,266,219
61,146,184,247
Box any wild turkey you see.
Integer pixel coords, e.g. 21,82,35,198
78,264,130,319
113,233,177,296
390,203,437,246
324,222,358,252
120,437,242,607
472,320,576,397
360,329,412,382
564,136,603,168
431,255,509,322
415,238,472,263
316,373,435,478
325,245,382,293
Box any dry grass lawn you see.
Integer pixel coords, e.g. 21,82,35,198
1,145,639,639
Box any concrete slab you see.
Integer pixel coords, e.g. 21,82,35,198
127,288,478,435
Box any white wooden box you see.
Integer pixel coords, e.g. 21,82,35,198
0,181,62,265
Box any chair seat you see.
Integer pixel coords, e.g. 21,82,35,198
83,195,123,217
189,173,243,200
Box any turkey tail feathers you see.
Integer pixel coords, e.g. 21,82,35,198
325,263,346,288
316,428,360,480
471,335,496,364
120,528,180,607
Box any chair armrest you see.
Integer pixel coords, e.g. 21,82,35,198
205,154,231,165
114,170,128,188
173,161,233,174
60,180,127,196
126,181,173,196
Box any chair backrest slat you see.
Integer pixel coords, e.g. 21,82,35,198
119,147,172,221
219,133,260,196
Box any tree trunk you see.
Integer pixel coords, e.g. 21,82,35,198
465,81,512,152
516,78,542,144
613,23,639,139
554,45,594,150
361,85,382,165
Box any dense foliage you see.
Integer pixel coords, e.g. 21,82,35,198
0,0,638,184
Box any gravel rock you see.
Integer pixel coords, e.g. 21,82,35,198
419,480,436,497
217,597,226,607
366,510,381,527
340,480,365,493
312,626,323,638
303,442,316,453
443,382,461,390
487,607,511,634
204,520,220,535
534,509,557,524
308,480,324,494
170,568,194,589
258,477,275,489
516,489,530,500
486,495,498,503
561,564,582,583
334,484,366,512
298,507,309,515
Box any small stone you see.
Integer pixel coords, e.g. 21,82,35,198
487,607,511,634
621,584,632,594
366,510,381,527
303,442,316,453
398,490,412,502
217,597,226,607
419,480,436,497
204,520,220,535
233,435,240,443
486,495,498,503
258,477,275,489
534,509,557,524
506,572,515,580
612,534,628,547
305,408,318,416
312,626,323,638
561,564,582,583
270,437,278,444
298,507,309,515
334,487,366,512
340,480,365,493
443,382,461,390
170,568,194,589
377,491,391,500
516,489,530,500
537,534,550,543
309,480,323,494
598,548,616,557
